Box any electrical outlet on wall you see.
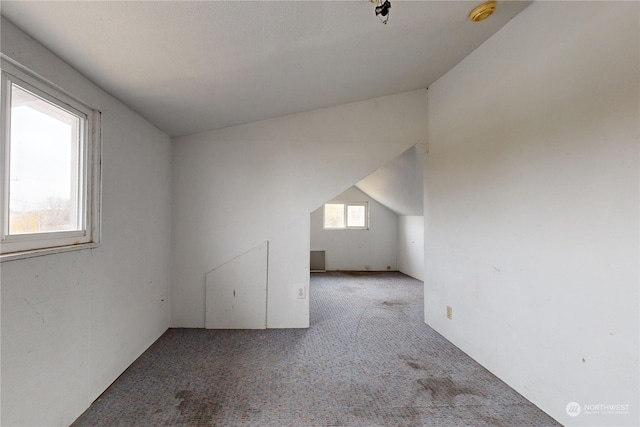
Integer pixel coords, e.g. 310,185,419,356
446,305,453,319
297,285,306,299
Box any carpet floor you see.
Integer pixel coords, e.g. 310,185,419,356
72,271,560,426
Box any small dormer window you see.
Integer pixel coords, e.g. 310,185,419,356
323,202,369,230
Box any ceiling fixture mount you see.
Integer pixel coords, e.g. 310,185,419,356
371,0,391,25
469,1,497,23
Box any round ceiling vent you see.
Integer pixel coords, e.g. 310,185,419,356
469,1,498,22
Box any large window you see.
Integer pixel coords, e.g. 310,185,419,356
1,60,101,258
323,202,368,230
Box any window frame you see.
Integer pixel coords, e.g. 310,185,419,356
0,58,101,261
323,201,369,230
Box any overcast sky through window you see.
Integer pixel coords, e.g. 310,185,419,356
9,95,75,212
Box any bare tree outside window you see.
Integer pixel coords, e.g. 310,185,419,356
1,61,101,257
8,84,81,234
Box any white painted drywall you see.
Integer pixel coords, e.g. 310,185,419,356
397,216,424,281
356,145,425,216
310,187,398,271
206,241,268,329
1,19,172,426
424,2,638,426
171,89,428,328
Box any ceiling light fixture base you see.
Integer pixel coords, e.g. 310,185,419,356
469,1,497,23
370,0,391,25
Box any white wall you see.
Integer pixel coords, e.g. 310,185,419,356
424,2,638,426
0,19,172,426
398,216,424,281
171,89,427,328
356,145,425,217
310,186,398,271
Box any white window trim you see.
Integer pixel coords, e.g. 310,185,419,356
323,201,369,230
0,56,101,262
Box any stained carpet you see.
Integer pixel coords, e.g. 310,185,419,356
72,271,560,426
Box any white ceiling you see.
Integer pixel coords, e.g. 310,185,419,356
356,145,424,216
0,1,530,137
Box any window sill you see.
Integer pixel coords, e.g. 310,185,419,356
322,228,370,231
0,242,100,262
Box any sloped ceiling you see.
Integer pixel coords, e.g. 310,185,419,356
356,145,424,216
0,1,530,137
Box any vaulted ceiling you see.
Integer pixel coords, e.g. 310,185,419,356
1,1,530,216
357,145,425,216
1,1,530,137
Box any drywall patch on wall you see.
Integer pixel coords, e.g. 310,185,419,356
425,2,639,426
205,241,268,329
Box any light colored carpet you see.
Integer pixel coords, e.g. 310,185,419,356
72,271,560,426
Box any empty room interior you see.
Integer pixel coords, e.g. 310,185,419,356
0,1,638,426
